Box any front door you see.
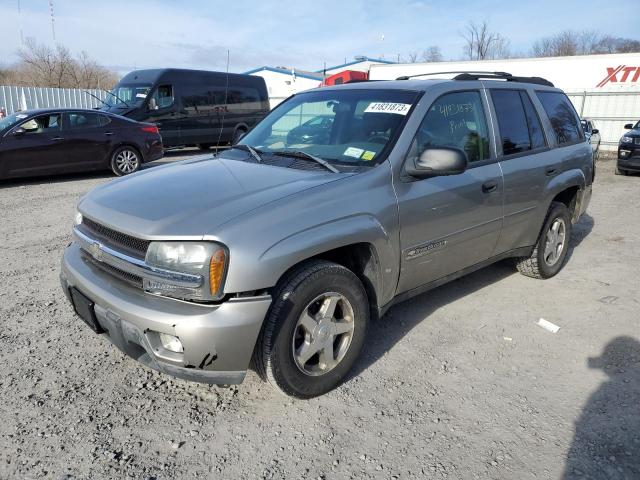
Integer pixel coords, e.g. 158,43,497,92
394,90,504,294
147,84,180,146
2,112,67,177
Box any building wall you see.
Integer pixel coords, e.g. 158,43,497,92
248,70,321,108
370,54,640,150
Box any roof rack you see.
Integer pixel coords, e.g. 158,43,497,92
395,70,554,87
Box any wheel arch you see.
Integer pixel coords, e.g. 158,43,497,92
245,215,398,318
545,169,586,223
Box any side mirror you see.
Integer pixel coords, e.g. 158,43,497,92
406,147,468,178
148,98,158,111
12,128,26,136
591,128,599,135
624,123,633,130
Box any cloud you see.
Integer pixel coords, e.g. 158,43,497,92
0,0,634,76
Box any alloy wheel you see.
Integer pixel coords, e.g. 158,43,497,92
292,292,355,376
115,149,139,174
543,218,566,266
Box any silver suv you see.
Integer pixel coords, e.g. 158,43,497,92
61,72,593,398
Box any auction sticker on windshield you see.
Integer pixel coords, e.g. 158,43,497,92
364,102,411,115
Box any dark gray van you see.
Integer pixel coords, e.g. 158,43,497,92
101,68,269,148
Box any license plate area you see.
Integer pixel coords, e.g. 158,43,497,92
69,287,104,334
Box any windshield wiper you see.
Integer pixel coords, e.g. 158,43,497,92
103,89,131,108
271,150,339,173
84,90,109,109
229,144,263,163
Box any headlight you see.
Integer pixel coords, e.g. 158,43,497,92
144,242,228,302
74,211,83,226
621,136,633,144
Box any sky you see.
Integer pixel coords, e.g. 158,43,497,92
0,0,637,75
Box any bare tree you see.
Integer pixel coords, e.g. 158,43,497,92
406,51,420,63
461,21,510,60
421,46,443,62
531,30,639,57
8,38,118,89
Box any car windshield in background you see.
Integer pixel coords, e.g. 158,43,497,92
0,112,29,133
239,89,420,166
105,84,151,108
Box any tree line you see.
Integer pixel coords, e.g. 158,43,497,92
0,38,118,90
400,21,639,63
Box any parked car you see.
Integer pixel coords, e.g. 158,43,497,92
286,115,334,145
100,68,270,149
581,118,600,158
61,72,593,398
0,108,163,179
617,120,640,175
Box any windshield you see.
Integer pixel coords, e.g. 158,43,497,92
240,89,420,166
0,112,30,132
104,83,151,108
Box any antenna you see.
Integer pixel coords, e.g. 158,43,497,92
215,49,231,152
49,0,56,42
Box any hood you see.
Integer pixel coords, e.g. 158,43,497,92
79,155,341,238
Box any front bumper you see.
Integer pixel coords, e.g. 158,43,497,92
618,143,640,171
61,242,271,385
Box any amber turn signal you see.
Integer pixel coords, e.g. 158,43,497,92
209,249,227,295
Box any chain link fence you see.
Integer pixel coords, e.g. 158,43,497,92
567,90,640,151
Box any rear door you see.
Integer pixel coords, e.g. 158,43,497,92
2,112,67,177
394,89,504,294
179,81,221,145
62,112,113,171
488,87,583,254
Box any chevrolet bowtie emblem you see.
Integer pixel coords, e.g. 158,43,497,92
89,241,103,261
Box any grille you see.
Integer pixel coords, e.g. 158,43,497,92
79,217,150,260
82,252,143,289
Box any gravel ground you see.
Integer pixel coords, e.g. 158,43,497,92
1,155,639,480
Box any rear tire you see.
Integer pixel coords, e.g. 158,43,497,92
515,201,571,279
254,260,369,398
110,146,141,176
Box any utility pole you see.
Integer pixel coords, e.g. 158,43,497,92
17,0,24,45
49,0,56,43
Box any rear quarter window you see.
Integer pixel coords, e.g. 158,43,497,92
536,91,584,145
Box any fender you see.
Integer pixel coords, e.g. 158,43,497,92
257,214,398,307
542,167,587,222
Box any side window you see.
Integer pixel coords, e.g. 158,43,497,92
520,92,546,149
68,112,101,129
491,90,531,155
536,91,583,145
151,84,174,109
18,113,61,134
98,115,112,127
409,90,490,164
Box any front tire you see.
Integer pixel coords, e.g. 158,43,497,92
516,201,572,279
255,260,369,398
110,146,141,176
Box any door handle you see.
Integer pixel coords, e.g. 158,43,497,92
104,131,115,136
545,167,558,176
482,180,498,193
51,137,64,141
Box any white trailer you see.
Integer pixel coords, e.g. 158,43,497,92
370,53,640,151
